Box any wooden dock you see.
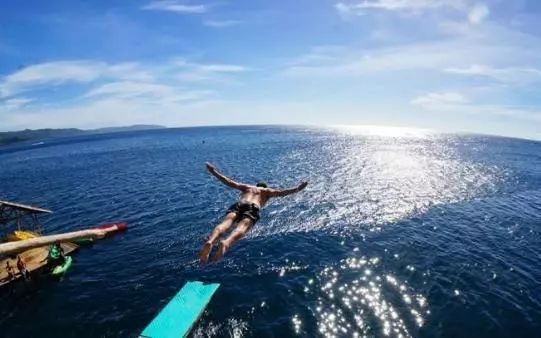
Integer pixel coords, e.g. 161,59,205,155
0,242,78,287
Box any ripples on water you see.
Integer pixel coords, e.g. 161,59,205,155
0,126,540,337
308,255,429,338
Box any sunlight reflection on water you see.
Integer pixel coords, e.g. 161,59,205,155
330,125,435,139
258,129,505,337
306,255,429,338
254,130,505,238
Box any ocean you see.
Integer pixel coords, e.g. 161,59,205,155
0,125,540,337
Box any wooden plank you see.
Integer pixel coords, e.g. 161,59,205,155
0,226,121,255
0,200,51,214
140,281,220,338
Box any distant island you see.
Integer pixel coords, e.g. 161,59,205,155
0,125,166,146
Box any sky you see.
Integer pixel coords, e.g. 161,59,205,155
0,0,540,140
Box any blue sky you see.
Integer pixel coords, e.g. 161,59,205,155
0,0,540,139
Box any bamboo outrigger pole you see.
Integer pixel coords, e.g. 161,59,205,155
0,223,126,255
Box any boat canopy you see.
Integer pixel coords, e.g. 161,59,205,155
0,200,51,214
0,199,51,235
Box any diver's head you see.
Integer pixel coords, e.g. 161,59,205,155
256,182,268,188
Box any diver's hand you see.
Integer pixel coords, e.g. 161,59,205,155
298,181,308,191
206,162,216,172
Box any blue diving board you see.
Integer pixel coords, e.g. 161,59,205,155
140,281,220,338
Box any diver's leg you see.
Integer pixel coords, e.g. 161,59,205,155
213,218,254,262
199,212,236,264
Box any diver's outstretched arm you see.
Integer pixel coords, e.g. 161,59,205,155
267,181,308,197
206,162,250,191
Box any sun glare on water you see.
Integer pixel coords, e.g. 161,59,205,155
252,126,505,337
331,125,434,138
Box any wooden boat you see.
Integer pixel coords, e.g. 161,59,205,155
0,199,127,288
0,200,79,288
0,242,79,286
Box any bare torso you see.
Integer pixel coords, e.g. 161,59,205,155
238,187,270,208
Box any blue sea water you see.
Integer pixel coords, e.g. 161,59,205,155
0,125,540,338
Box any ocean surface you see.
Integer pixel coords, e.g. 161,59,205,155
0,125,540,338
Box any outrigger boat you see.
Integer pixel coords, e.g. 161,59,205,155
0,199,79,287
0,199,127,288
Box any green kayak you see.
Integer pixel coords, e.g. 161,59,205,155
51,256,73,276
72,238,94,246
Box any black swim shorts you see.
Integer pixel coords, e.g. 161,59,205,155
226,202,260,224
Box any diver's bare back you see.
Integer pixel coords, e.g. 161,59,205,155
238,187,270,208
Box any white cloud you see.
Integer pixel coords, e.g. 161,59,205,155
411,91,541,122
283,40,482,77
0,61,104,98
0,98,251,131
335,0,466,15
142,1,206,14
83,81,212,103
107,63,155,82
0,59,248,99
0,61,155,98
0,57,249,131
168,58,248,73
0,97,33,111
335,1,491,27
173,61,249,82
198,64,247,73
444,64,541,84
411,92,469,108
335,2,356,15
468,3,489,24
83,81,174,98
283,22,541,79
203,20,242,28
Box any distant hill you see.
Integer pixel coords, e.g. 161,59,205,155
0,125,166,146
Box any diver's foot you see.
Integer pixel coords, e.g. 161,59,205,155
212,241,229,262
199,241,213,264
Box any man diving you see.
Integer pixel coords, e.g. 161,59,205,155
199,162,308,264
